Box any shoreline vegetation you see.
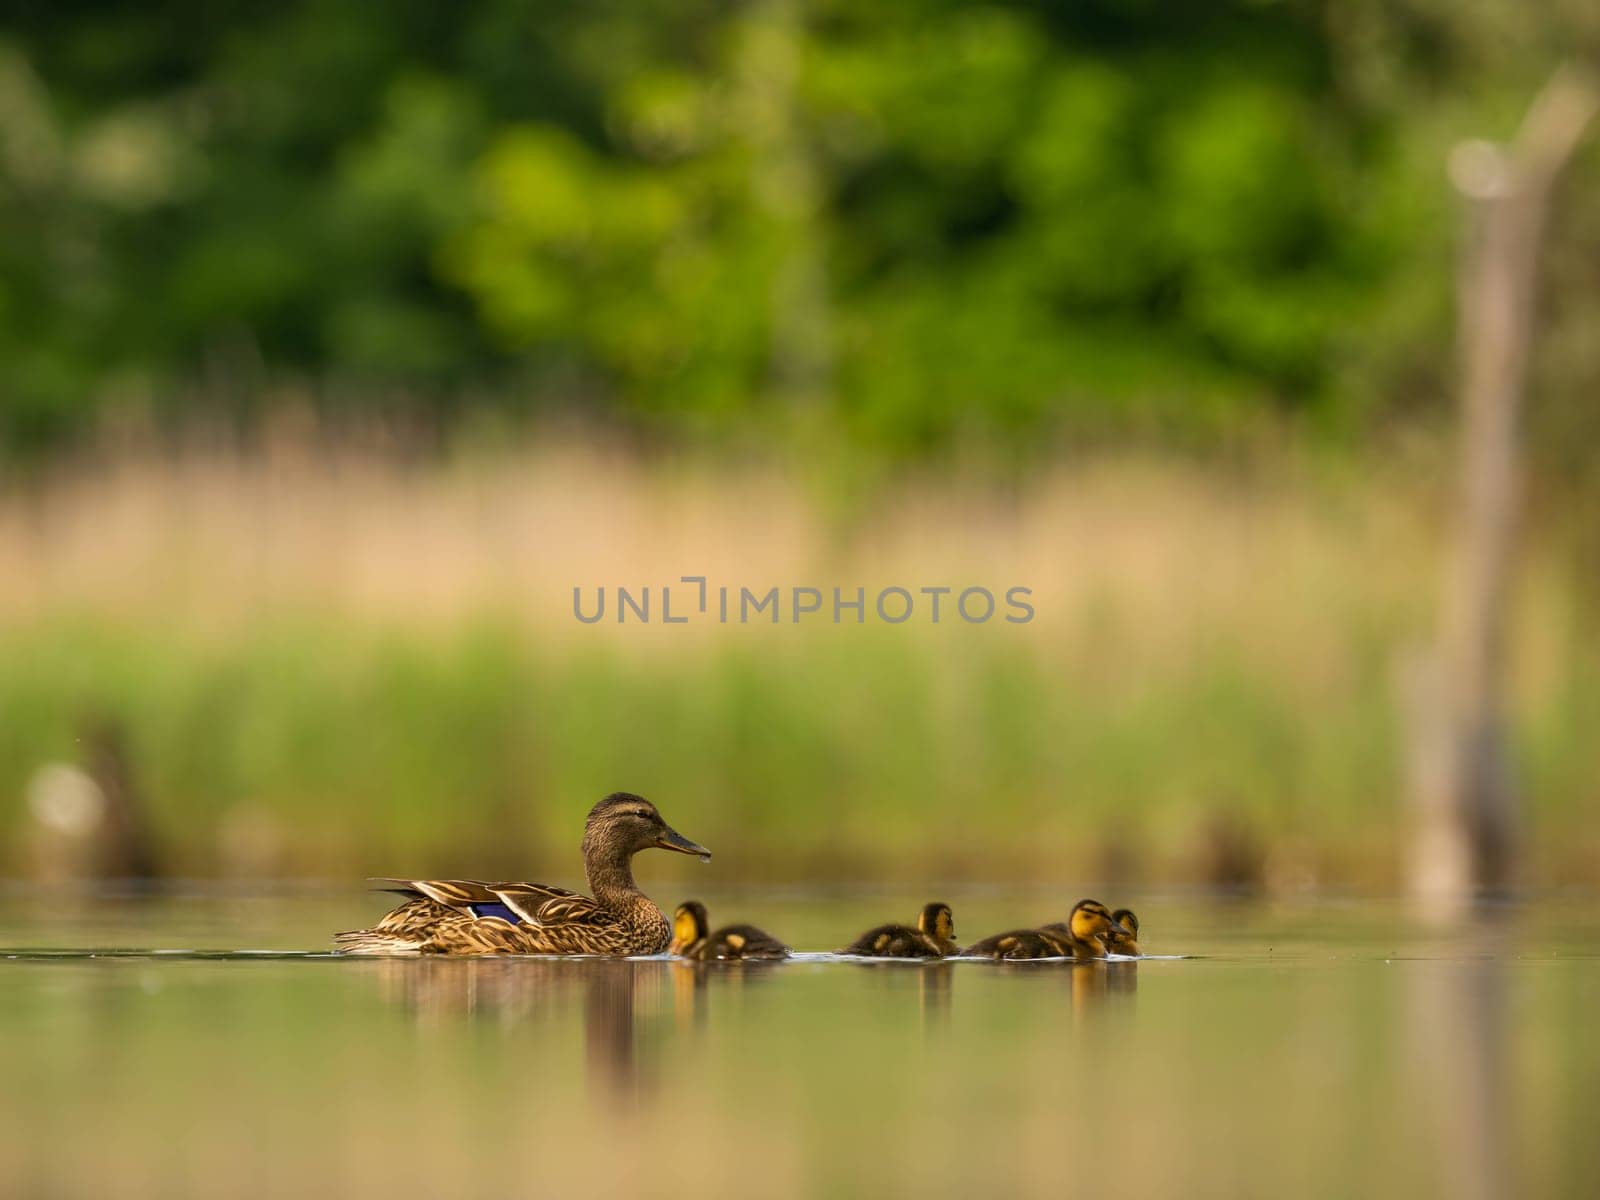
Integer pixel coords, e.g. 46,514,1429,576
2,436,1594,888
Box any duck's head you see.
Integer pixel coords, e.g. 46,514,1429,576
1069,898,1132,948
671,900,709,954
582,792,711,862
918,902,955,944
1110,908,1140,940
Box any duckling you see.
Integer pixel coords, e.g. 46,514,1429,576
839,901,959,958
964,899,1132,962
670,900,789,961
1106,907,1141,956
1036,898,1133,961
958,928,1072,960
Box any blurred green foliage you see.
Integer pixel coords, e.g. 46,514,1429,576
0,1,1596,456
2,614,1596,881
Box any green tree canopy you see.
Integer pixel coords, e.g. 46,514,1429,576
0,1,1593,456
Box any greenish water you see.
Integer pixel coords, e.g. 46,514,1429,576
1,888,1596,1199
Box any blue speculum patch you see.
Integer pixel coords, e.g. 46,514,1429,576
469,902,521,924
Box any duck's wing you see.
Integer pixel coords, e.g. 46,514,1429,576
372,879,608,927
495,884,615,928
373,879,511,906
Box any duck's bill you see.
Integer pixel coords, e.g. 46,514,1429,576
657,827,712,862
1109,919,1133,938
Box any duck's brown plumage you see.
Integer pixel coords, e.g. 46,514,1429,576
964,899,1131,962
670,901,789,961
840,902,959,958
333,793,709,956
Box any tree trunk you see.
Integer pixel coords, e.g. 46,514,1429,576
1409,67,1598,907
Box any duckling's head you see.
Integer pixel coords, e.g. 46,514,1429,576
671,900,709,954
1069,898,1132,946
1111,908,1140,939
918,902,955,944
582,792,711,862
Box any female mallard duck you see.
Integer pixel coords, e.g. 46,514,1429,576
670,900,789,960
1105,907,1141,956
839,902,959,958
963,899,1131,962
333,793,709,956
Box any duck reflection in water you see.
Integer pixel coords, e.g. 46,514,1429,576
368,957,671,1103
365,953,792,1104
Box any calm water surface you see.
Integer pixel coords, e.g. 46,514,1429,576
1,887,1596,1199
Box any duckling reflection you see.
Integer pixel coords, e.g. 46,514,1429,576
831,951,954,1030
668,955,788,1064
1064,957,1138,1010
919,961,953,1027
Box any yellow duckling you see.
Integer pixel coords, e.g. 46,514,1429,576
670,900,789,961
839,902,959,958
964,899,1131,962
1037,898,1133,960
1105,907,1141,956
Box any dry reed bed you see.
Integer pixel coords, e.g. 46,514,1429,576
0,441,1592,884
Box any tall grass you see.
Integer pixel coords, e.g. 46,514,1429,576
1,439,1594,884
